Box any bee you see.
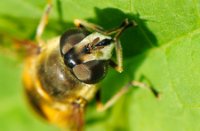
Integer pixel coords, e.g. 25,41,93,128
22,0,159,131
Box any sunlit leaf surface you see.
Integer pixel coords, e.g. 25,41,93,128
0,0,200,131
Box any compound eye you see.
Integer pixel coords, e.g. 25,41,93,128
60,29,89,55
72,60,108,84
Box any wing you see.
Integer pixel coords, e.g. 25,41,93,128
0,32,38,59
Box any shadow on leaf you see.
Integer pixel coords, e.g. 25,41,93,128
84,7,158,128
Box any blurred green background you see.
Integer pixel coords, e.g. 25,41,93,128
1,0,200,131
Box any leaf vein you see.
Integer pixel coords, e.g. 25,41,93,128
161,27,200,49
163,48,184,107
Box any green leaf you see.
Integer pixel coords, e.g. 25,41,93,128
0,0,200,131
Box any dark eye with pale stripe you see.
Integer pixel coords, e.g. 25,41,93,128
95,38,112,47
60,29,89,55
72,60,108,84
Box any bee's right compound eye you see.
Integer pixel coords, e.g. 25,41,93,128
60,29,89,55
72,60,108,84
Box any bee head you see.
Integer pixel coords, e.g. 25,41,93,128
60,29,114,84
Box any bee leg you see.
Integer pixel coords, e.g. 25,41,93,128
108,59,122,73
95,90,103,110
105,18,137,35
96,84,129,112
96,81,160,112
110,19,137,73
74,19,104,33
74,18,137,35
36,0,52,46
113,39,123,72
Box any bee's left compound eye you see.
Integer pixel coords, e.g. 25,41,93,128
60,29,88,55
72,60,108,84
